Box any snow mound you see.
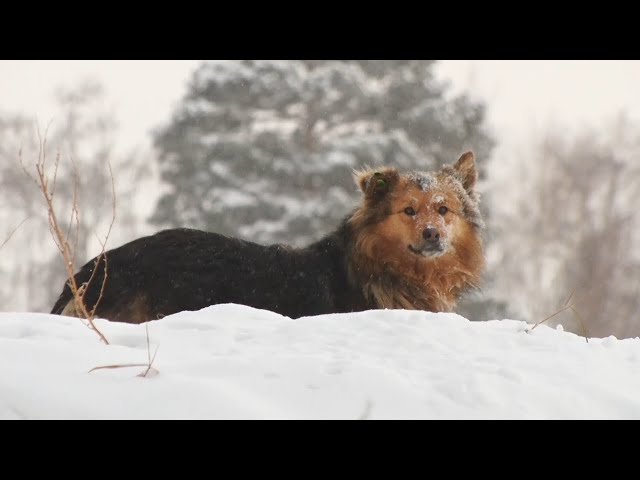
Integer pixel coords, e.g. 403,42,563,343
1,305,639,419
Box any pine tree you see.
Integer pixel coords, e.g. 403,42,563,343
151,60,494,246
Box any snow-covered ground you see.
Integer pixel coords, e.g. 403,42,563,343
2,304,640,420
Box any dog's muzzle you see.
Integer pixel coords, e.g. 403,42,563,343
409,227,445,257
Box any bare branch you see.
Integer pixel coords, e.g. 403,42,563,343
104,158,116,247
85,158,117,319
26,129,110,345
67,152,81,268
0,217,30,251
139,345,160,378
89,323,160,378
88,363,150,373
88,252,108,319
563,291,574,308
570,306,590,344
528,302,576,333
139,322,160,378
19,146,40,189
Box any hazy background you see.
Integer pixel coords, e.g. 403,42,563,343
2,60,639,338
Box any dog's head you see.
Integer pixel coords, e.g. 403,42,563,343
351,151,484,269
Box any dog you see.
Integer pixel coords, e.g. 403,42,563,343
50,151,485,323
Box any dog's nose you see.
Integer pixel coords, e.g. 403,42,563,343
422,227,440,243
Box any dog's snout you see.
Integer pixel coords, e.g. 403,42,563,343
422,227,440,243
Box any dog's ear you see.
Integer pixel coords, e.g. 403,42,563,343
354,167,400,200
453,151,477,194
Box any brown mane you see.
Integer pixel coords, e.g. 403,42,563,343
347,213,483,312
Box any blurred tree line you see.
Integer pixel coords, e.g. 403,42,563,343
150,60,494,244
487,114,640,338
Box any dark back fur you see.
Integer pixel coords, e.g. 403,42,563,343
51,222,369,322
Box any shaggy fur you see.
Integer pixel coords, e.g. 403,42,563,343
50,152,485,323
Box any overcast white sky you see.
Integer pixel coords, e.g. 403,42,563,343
438,60,640,156
1,60,639,158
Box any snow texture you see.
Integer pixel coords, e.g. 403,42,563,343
408,172,437,192
2,305,640,420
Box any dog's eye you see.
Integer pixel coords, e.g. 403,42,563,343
438,206,448,215
404,207,416,216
